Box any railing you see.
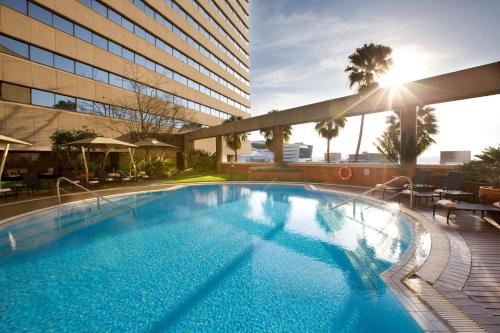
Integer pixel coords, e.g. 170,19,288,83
329,176,414,210
56,177,135,214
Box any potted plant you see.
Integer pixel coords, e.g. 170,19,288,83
476,145,500,204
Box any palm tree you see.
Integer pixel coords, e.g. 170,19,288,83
259,110,292,151
345,43,393,162
223,115,248,162
374,106,439,163
315,116,347,163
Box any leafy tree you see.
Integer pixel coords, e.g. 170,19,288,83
259,110,292,152
223,115,248,162
345,43,393,162
475,145,500,164
315,115,347,163
49,128,99,170
374,106,439,163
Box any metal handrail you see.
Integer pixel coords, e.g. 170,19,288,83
56,177,134,214
329,176,414,210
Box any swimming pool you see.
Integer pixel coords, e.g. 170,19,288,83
0,184,422,332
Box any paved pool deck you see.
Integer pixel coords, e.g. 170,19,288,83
1,181,499,332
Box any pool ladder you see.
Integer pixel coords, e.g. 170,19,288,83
329,176,414,210
56,177,135,215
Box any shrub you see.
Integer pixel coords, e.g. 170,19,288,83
184,149,217,172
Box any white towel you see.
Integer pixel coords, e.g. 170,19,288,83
436,199,456,208
402,189,419,196
494,202,500,208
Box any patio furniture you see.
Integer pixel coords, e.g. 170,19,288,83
376,170,432,198
434,171,472,201
433,199,500,224
93,168,116,184
399,189,439,207
0,135,32,191
62,137,137,184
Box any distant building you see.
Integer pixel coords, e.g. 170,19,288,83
324,153,342,163
239,141,313,163
347,152,390,163
440,151,471,165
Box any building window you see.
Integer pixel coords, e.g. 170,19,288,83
91,0,107,16
54,94,76,110
108,9,121,26
109,73,123,88
75,62,93,79
54,54,75,72
0,0,28,14
31,89,54,107
122,48,134,62
92,68,108,83
108,41,122,56
28,3,52,25
53,16,74,35
92,34,108,50
122,18,134,32
75,25,92,43
30,46,53,66
0,35,29,58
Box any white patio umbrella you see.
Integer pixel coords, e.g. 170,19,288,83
0,135,32,189
63,137,137,183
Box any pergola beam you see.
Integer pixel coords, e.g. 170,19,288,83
186,61,500,141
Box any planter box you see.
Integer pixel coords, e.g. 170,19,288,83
479,186,500,204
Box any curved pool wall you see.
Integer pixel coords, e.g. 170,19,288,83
0,184,423,332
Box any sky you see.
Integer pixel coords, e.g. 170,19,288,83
246,0,500,162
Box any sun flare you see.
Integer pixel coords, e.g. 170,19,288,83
379,49,427,88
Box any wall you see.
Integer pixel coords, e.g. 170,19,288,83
219,162,462,188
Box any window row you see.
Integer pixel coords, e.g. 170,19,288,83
217,0,249,31
162,0,248,60
77,0,250,91
170,0,249,56
0,35,236,120
28,88,203,129
127,0,249,70
0,0,250,111
234,0,249,17
0,0,249,89
186,0,248,47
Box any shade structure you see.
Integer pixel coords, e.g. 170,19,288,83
133,138,178,149
63,137,137,183
62,137,137,149
0,135,32,189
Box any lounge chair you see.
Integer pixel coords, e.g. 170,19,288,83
93,168,115,184
375,170,432,198
433,171,474,202
433,200,500,224
399,171,473,207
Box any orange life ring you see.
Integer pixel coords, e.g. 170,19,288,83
338,166,353,181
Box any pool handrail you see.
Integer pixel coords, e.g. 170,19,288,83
329,176,414,210
56,177,135,214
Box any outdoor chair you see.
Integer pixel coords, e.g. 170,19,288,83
399,171,473,207
93,168,115,184
376,170,432,198
433,200,500,224
433,171,474,202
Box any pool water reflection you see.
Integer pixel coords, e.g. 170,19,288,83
0,184,422,332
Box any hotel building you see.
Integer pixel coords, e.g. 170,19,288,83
0,0,251,153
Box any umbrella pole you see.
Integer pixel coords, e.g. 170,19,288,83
0,144,10,189
103,148,110,169
81,146,89,184
128,148,136,177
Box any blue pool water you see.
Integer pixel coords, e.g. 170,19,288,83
0,184,422,332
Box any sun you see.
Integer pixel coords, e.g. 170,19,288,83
379,49,426,88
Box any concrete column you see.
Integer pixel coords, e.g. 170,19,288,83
400,104,417,177
215,135,223,171
183,136,195,170
273,126,284,166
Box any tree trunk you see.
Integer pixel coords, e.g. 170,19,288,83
327,139,331,163
354,114,365,162
234,149,238,163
